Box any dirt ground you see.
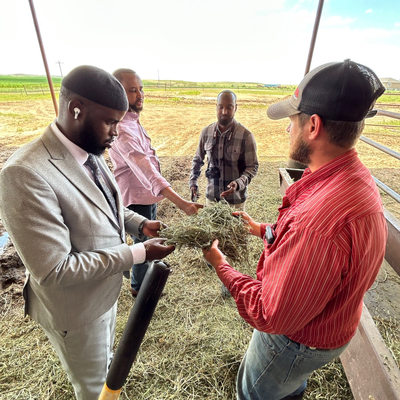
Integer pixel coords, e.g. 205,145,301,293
1,93,399,321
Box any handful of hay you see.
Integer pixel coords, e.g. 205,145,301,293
159,200,250,262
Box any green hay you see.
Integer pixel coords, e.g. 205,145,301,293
159,199,250,262
0,161,371,399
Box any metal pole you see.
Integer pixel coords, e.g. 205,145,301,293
56,60,64,78
304,0,324,76
28,0,58,116
373,176,400,203
287,0,325,169
359,135,400,161
376,109,400,120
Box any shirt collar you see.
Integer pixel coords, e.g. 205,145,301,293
51,121,88,166
283,149,359,207
123,111,140,122
214,119,237,139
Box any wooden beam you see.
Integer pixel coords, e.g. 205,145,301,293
340,304,400,400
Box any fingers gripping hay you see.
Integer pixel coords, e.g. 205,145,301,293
159,200,250,261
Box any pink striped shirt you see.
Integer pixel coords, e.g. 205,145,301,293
216,149,387,349
109,112,170,206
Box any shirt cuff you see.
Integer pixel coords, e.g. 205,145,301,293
236,176,248,191
260,223,268,239
131,243,146,264
152,180,170,197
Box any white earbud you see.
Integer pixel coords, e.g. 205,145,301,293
74,107,81,120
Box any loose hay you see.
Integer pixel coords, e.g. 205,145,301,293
159,200,250,262
2,91,400,400
374,316,400,368
1,160,388,399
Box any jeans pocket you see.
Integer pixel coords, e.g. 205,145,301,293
260,332,290,355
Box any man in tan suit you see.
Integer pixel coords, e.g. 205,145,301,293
0,65,174,400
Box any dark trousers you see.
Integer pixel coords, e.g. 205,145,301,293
127,203,157,291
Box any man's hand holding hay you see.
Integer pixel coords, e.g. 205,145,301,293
203,211,261,268
159,200,251,263
232,211,262,238
202,239,225,268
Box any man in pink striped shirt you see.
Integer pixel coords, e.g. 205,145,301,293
203,60,387,399
109,69,202,297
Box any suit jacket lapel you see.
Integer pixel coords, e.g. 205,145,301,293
40,127,121,230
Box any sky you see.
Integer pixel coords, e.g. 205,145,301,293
1,0,400,84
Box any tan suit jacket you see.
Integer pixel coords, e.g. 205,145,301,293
0,126,146,330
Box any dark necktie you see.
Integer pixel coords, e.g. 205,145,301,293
85,154,118,219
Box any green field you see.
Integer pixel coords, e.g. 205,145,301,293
0,75,296,101
1,75,399,105
0,75,63,87
0,75,288,90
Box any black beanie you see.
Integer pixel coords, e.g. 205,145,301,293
62,65,128,111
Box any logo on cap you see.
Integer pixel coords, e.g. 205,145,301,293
293,87,299,100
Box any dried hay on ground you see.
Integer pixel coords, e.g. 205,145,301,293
1,93,399,399
374,316,400,368
0,160,357,399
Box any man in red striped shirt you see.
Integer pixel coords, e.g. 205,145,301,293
203,59,388,400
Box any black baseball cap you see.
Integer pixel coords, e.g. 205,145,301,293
62,65,129,111
267,59,385,122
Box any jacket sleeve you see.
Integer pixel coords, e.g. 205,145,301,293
189,127,207,189
0,164,135,288
236,130,259,191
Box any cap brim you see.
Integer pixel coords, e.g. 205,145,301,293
267,98,301,120
365,109,377,118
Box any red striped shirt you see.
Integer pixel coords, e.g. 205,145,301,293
216,149,387,349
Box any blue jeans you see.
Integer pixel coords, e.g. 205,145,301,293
236,330,348,400
127,203,157,291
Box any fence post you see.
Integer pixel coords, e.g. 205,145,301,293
23,85,28,96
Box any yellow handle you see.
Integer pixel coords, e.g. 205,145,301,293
98,383,121,400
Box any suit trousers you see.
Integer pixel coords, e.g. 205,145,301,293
127,203,157,291
42,302,117,400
